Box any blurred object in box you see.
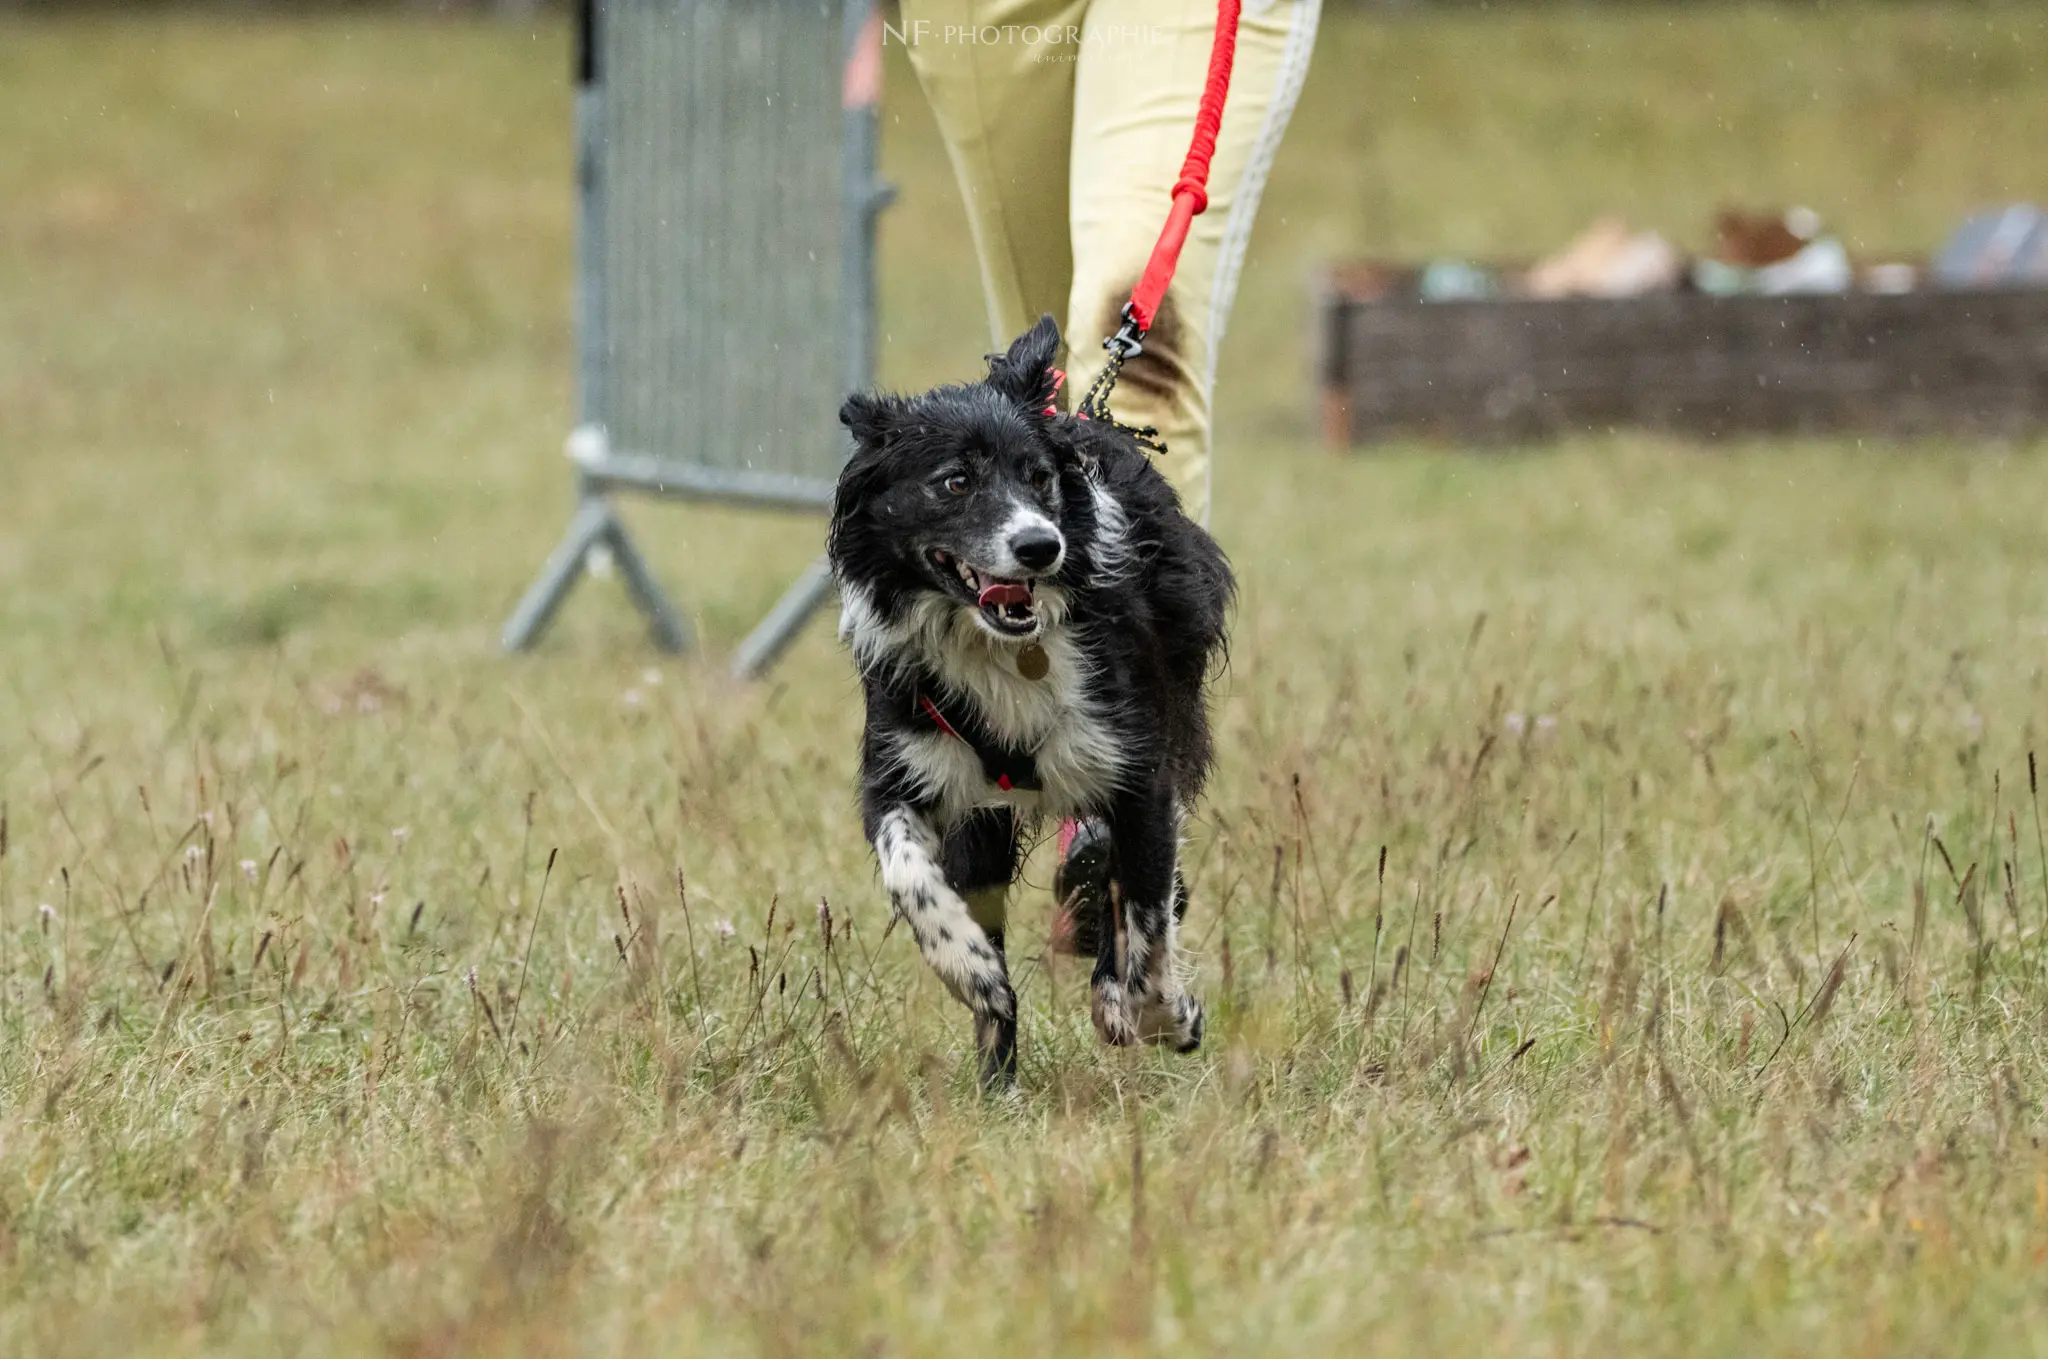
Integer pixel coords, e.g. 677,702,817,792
1713,206,1813,267
1933,206,2048,289
1690,257,1747,294
1418,259,1496,302
1324,261,1404,304
1523,217,1682,298
1695,205,1850,295
1863,262,1918,295
1755,237,1853,295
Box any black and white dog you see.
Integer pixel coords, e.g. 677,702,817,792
828,316,1234,1086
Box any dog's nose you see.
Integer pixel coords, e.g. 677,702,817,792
1010,527,1063,573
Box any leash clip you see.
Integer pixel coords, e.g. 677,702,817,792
1103,303,1147,361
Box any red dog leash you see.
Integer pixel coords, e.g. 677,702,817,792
1078,0,1243,425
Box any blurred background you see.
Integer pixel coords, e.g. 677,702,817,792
12,9,2048,1347
4,0,2046,665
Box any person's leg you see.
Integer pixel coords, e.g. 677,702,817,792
898,0,1092,348
902,3,1098,965
1048,0,1321,959
1065,0,1323,525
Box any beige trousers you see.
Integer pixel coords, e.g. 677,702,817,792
898,0,1321,525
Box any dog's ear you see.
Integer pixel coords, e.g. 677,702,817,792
835,392,904,521
985,314,1063,414
839,390,906,450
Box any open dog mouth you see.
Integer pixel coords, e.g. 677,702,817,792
930,549,1040,637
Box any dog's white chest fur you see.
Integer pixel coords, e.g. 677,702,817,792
923,629,1119,821
850,590,1123,823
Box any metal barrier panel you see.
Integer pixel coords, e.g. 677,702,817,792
597,0,848,498
504,0,882,667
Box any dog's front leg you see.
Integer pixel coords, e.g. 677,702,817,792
1091,789,1204,1053
873,805,1017,1087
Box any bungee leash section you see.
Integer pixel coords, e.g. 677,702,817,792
1076,0,1244,433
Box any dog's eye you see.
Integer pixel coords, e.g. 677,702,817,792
1030,467,1054,493
943,473,970,496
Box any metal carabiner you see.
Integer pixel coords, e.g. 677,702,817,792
1103,302,1147,361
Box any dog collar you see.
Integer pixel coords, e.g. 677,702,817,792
913,687,1040,793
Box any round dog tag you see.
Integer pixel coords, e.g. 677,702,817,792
1016,643,1050,681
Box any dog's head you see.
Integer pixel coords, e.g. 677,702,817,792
830,315,1084,645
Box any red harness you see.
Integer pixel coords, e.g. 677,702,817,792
915,689,1040,793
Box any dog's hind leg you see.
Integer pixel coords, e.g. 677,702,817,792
874,805,1018,1088
1092,789,1204,1053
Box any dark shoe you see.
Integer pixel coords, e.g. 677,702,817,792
1049,817,1112,958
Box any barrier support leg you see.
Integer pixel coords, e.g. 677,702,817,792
730,555,836,679
502,496,690,654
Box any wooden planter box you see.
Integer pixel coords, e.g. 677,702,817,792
1316,276,2048,445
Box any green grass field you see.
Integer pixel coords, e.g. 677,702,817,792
6,5,2048,1354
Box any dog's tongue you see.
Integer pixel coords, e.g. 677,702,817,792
978,582,1031,608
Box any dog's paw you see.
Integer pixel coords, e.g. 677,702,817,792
1137,992,1204,1053
1090,979,1139,1047
974,1007,1018,1091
